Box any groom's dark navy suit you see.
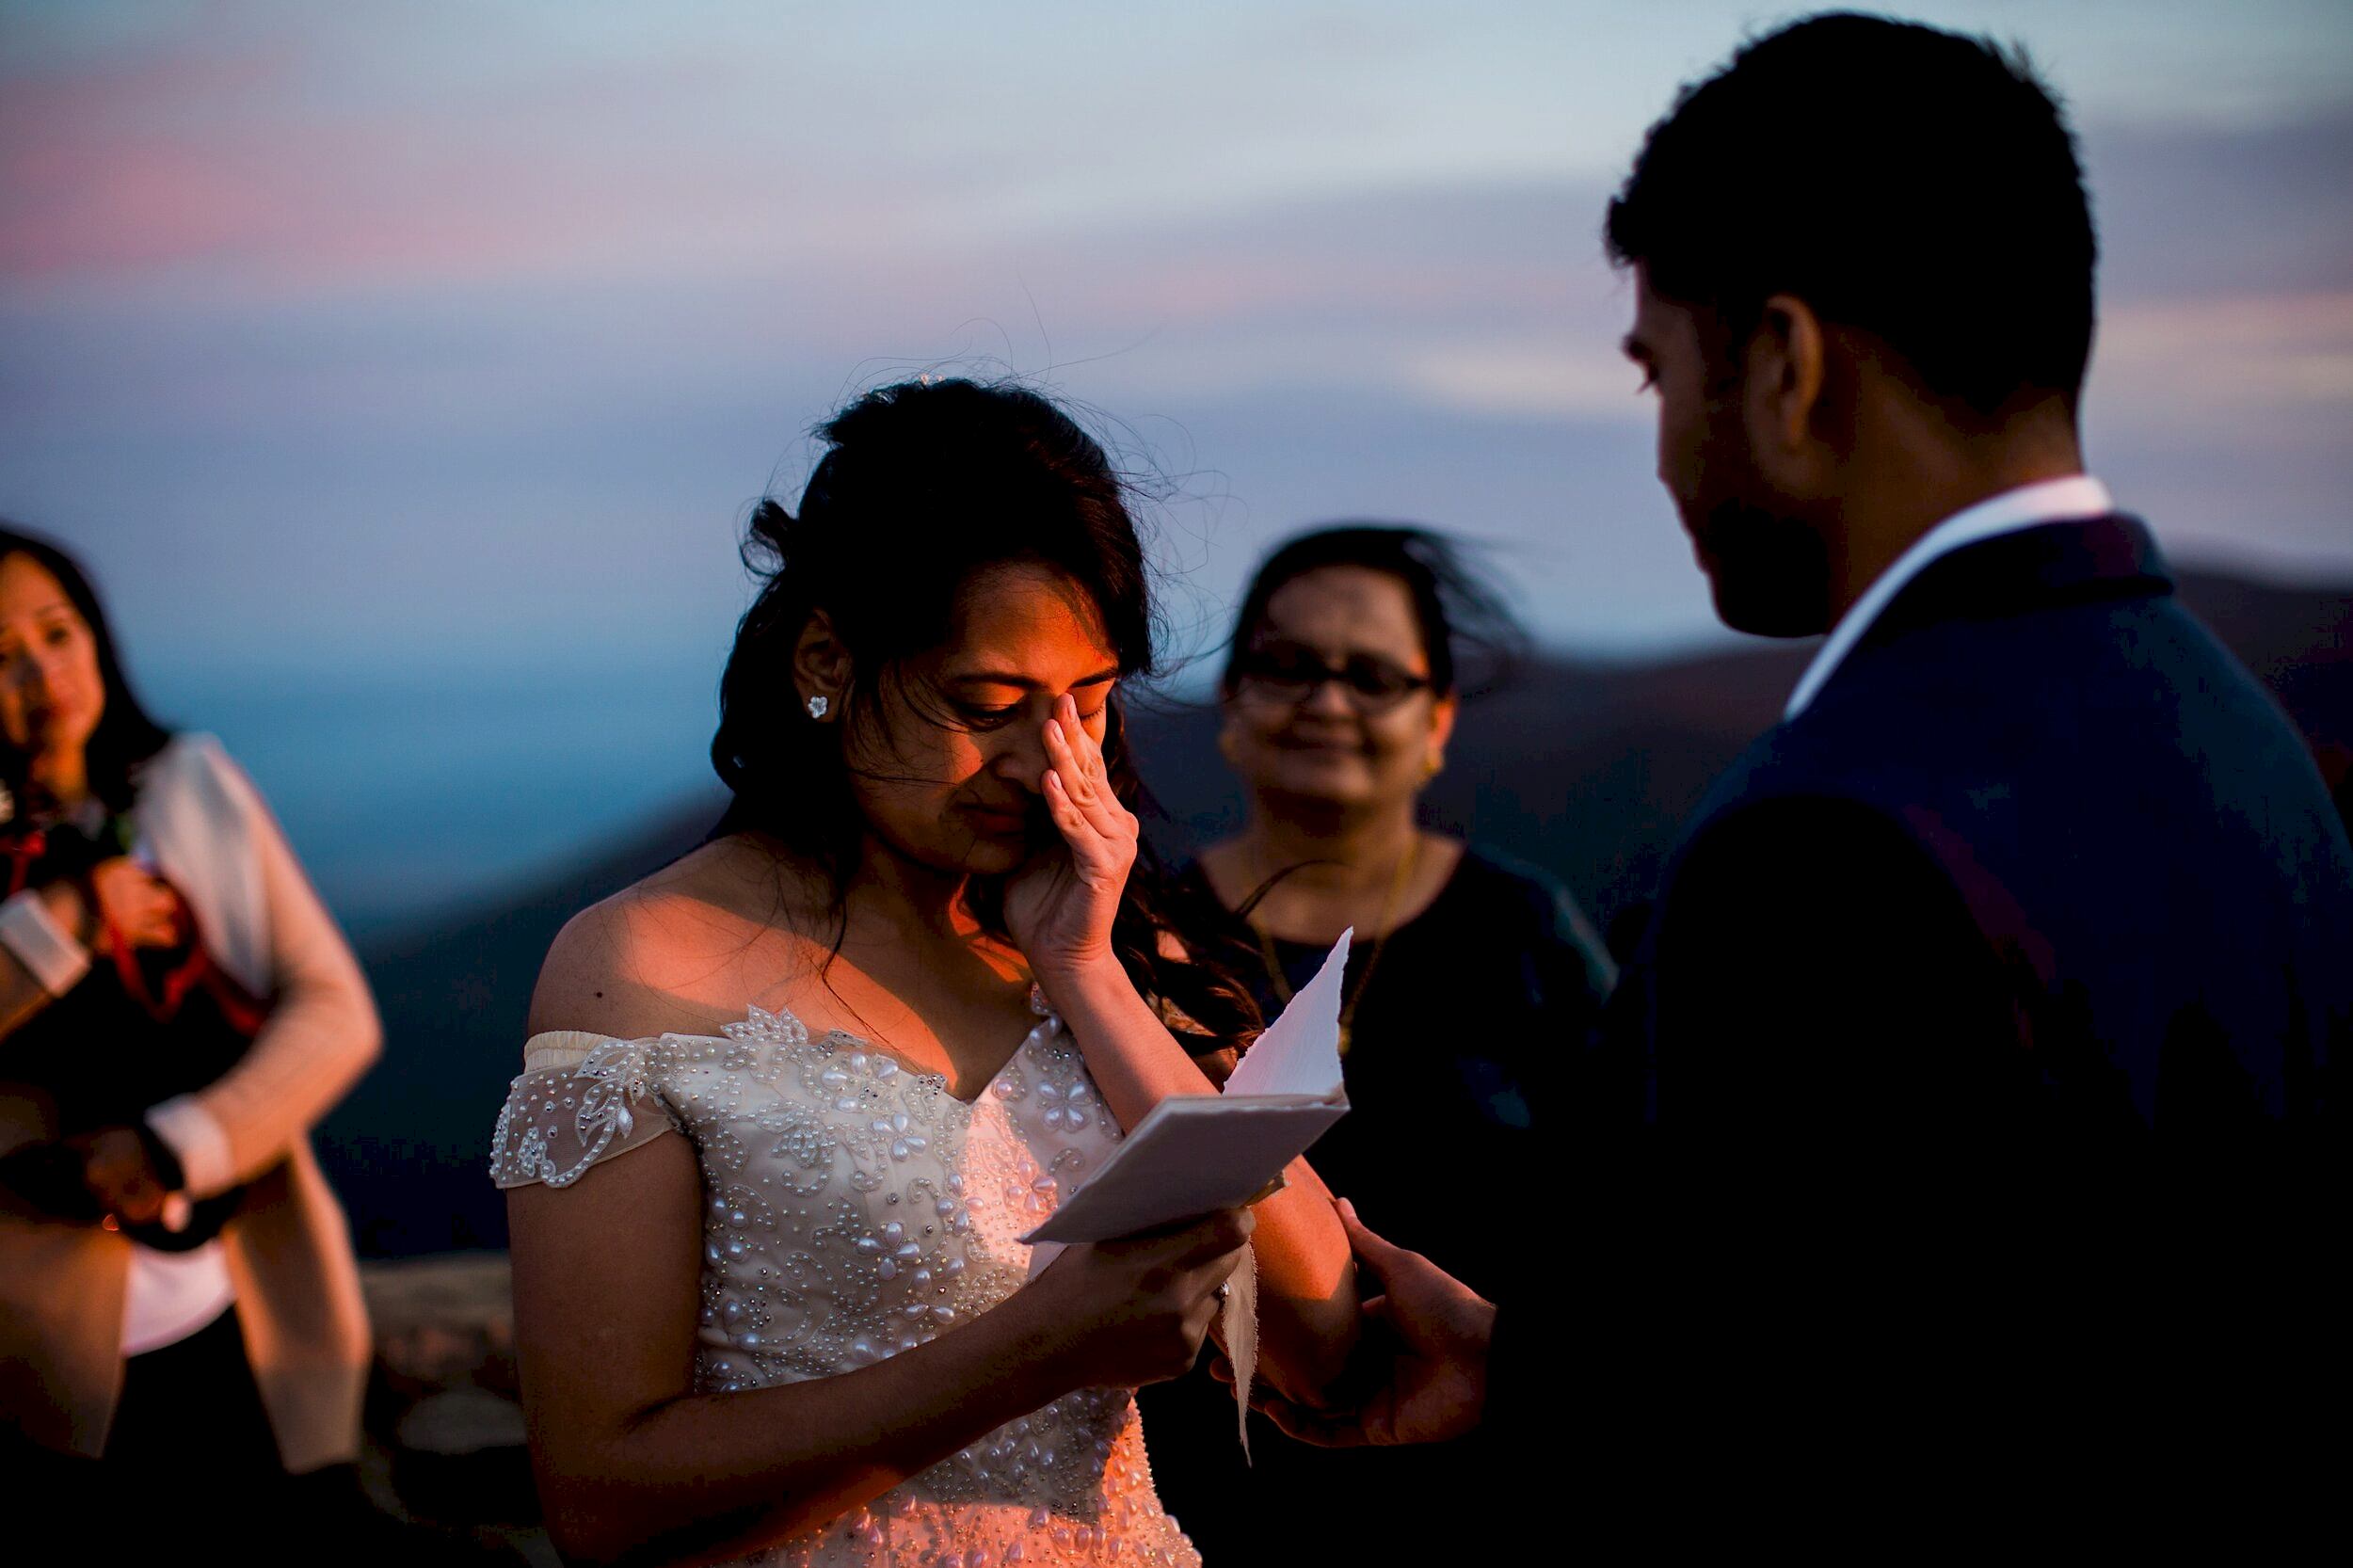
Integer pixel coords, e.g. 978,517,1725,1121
1622,514,2347,1146
1555,515,2348,1525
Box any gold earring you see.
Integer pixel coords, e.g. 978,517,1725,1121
1422,750,1443,781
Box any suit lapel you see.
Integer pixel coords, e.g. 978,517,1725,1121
1846,515,2174,668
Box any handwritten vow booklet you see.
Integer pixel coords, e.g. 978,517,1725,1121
1023,931,1353,1245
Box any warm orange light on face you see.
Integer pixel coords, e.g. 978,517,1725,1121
0,553,108,764
843,563,1122,878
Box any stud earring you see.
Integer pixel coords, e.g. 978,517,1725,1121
1422,750,1444,781
807,695,829,721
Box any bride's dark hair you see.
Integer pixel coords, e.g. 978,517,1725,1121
712,377,1260,1064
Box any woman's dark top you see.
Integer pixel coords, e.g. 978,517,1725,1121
0,813,257,1249
1138,842,1614,1560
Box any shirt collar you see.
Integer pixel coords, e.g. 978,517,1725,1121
1783,474,2116,720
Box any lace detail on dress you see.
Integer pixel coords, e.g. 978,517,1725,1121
487,1003,1200,1568
489,1033,687,1189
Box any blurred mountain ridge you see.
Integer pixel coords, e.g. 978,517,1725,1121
319,565,2352,1256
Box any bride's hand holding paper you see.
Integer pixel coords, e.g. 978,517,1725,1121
1006,695,1363,1411
1021,1206,1258,1390
1009,678,1352,1248
1021,931,1353,1247
1023,926,1357,1458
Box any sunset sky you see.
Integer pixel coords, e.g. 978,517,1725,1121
8,1,2348,682
6,1,2352,930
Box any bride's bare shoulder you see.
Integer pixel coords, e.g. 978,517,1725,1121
527,836,828,1040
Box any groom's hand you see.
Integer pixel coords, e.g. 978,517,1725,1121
1217,1199,1494,1447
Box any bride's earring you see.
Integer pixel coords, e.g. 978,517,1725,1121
806,695,830,721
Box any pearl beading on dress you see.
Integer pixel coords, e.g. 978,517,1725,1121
489,997,1202,1568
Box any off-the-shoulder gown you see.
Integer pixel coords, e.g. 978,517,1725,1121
490,991,1203,1567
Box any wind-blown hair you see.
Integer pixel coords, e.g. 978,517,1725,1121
1604,11,2097,424
1219,523,1527,700
712,377,1260,1061
0,524,173,815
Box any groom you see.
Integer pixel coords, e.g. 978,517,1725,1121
1248,10,2350,1533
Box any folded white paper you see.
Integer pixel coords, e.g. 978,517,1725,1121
1022,931,1353,1462
1021,930,1352,1246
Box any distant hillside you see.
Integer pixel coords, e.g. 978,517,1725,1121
318,567,2353,1256
323,801,727,1255
1143,567,2353,937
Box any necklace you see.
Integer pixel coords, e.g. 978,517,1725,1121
1251,831,1421,1058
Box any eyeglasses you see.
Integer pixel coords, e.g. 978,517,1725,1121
1233,642,1433,714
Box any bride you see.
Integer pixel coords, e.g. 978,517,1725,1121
491,378,1361,1566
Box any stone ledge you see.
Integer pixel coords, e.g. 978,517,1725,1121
357,1252,549,1563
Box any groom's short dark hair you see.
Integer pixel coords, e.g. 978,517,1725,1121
1606,11,2096,424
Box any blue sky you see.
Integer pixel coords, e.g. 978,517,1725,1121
6,0,2350,683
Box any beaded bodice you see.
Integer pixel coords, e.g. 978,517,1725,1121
489,997,1201,1567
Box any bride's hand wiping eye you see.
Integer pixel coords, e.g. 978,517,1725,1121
1003,693,1139,986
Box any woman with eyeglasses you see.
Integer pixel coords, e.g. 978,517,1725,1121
1137,523,1614,1561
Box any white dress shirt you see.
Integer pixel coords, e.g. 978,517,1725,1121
1785,474,2117,720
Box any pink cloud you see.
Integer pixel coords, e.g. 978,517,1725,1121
0,40,305,278
0,140,280,275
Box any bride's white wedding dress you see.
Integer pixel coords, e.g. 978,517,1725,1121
489,990,1204,1567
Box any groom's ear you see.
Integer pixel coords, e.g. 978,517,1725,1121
792,610,853,711
1743,294,1833,485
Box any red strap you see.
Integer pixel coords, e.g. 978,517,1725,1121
2,831,47,899
103,887,269,1039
